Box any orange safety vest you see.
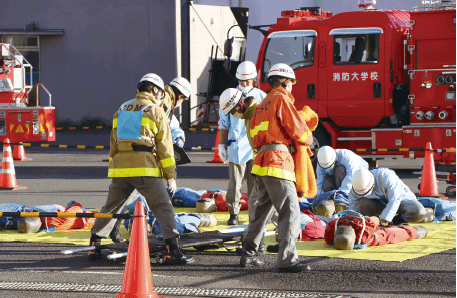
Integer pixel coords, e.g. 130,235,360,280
250,88,312,181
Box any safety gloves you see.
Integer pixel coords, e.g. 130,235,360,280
218,144,228,162
167,178,177,197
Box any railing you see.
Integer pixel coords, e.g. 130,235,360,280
31,83,52,107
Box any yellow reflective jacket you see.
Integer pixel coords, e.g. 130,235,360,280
161,85,175,120
108,92,177,179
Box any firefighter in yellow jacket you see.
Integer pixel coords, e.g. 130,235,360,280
89,73,194,265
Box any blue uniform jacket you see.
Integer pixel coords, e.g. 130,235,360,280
316,149,369,195
218,87,266,165
170,114,185,144
348,168,417,222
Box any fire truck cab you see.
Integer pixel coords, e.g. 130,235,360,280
0,43,55,143
254,0,456,165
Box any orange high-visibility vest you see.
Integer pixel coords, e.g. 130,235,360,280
250,88,312,182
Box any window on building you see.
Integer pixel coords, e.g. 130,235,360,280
262,30,316,83
1,36,40,84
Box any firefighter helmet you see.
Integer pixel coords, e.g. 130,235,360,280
220,88,242,116
352,169,375,197
169,77,191,99
268,63,297,85
317,146,337,169
236,61,257,81
139,73,165,92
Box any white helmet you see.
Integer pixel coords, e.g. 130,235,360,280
268,63,297,85
236,61,257,81
169,77,191,99
139,73,165,92
352,169,375,197
317,146,337,169
220,88,242,116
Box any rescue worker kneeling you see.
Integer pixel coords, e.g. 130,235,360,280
350,168,426,225
89,73,194,265
241,63,314,273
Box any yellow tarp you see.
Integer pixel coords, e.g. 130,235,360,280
0,208,455,262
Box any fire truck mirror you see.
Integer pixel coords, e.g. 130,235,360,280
0,120,6,136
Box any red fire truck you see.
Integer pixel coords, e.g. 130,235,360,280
253,0,456,167
0,43,55,144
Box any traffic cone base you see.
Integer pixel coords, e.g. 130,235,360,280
207,125,228,164
0,138,26,190
116,201,163,298
418,142,443,198
12,143,32,161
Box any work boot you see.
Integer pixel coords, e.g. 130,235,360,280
278,263,303,273
109,219,124,244
315,199,335,218
267,244,280,253
240,249,264,267
88,234,103,261
164,237,195,265
227,214,239,225
413,226,428,239
333,225,356,250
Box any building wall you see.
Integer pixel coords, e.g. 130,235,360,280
1,0,179,125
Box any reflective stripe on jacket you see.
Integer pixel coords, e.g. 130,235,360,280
250,88,312,181
108,92,176,179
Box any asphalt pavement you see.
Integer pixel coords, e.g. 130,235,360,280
0,130,455,298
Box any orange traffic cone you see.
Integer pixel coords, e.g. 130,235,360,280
116,201,163,298
0,139,27,190
418,142,442,197
13,143,32,161
207,125,228,164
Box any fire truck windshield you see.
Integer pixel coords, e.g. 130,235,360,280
262,30,316,83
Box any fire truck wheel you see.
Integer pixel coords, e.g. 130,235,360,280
418,183,421,190
311,125,331,170
446,186,456,197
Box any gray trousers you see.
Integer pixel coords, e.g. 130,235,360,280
322,164,347,192
226,160,255,216
358,197,426,223
243,175,301,268
91,177,179,240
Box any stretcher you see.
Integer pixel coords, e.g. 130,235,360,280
61,227,265,264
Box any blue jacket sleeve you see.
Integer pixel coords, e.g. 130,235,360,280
337,151,369,194
170,115,185,143
316,165,327,195
218,108,230,131
380,171,404,222
348,190,361,213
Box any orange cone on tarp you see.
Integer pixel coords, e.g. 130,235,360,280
13,143,32,161
0,139,27,190
418,142,442,197
207,125,228,164
116,201,163,298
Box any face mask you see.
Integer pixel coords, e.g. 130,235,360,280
232,110,244,119
238,85,253,94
